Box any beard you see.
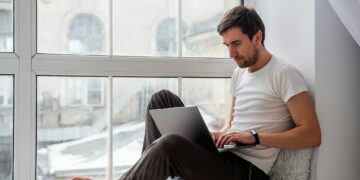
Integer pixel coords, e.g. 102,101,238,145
236,47,259,68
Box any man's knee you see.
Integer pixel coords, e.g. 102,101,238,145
147,90,184,110
154,134,187,154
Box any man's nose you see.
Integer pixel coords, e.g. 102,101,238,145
229,47,237,58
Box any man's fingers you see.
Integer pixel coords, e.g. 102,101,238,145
216,134,232,148
216,134,225,147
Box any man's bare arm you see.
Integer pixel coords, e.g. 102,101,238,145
212,96,236,141
216,92,321,149
259,91,321,149
221,96,236,132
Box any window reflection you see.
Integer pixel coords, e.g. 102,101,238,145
182,78,231,131
68,14,104,54
37,76,107,180
0,76,13,180
112,78,178,178
36,77,231,179
0,10,13,52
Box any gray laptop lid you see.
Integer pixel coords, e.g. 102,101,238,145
149,106,219,153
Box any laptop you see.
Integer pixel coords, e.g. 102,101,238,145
149,106,255,153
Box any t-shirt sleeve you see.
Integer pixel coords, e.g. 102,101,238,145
273,64,308,103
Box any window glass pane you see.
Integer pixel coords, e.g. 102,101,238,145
182,0,239,57
113,0,178,56
0,0,14,52
87,79,103,105
112,78,178,178
37,0,109,55
37,76,108,180
182,78,231,131
0,75,13,180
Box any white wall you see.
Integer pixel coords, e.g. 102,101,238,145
315,0,360,179
253,0,315,93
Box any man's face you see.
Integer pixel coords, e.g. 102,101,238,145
221,27,259,68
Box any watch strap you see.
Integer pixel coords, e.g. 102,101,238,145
251,130,260,145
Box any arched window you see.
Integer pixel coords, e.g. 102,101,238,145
0,10,13,52
68,14,104,54
155,18,177,56
155,18,189,56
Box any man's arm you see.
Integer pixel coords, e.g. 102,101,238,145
216,92,321,149
212,96,236,141
222,96,236,132
259,91,321,149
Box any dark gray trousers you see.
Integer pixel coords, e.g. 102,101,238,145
119,90,269,180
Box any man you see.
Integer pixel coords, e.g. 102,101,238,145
213,5,321,174
73,5,321,180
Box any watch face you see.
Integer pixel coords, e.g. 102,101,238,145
251,130,259,145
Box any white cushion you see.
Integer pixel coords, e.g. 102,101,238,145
269,148,314,180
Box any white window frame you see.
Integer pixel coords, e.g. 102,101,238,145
7,0,239,180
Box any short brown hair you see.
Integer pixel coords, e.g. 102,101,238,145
217,6,265,45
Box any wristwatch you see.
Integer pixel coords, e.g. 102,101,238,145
251,130,260,145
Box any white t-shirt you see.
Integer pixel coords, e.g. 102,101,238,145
229,56,308,174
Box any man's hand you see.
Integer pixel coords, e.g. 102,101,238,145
216,132,255,148
70,176,93,180
210,131,226,141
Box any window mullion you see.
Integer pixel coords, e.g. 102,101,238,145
15,0,37,179
106,75,113,180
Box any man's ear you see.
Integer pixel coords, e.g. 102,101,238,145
254,30,262,45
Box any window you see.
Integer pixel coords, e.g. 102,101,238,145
0,2,14,180
182,78,231,131
37,76,108,180
112,78,178,178
68,14,105,55
155,18,177,56
114,0,239,57
37,0,238,57
155,18,189,56
37,0,109,54
0,9,13,52
67,78,84,105
0,75,13,180
0,76,13,107
36,77,231,179
87,78,103,105
182,0,241,57
67,78,104,106
110,78,230,178
113,0,178,56
33,0,239,180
